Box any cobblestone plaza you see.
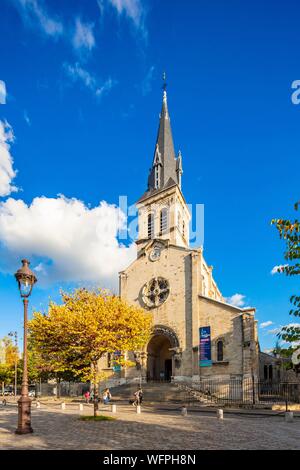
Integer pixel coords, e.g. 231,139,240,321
0,404,299,450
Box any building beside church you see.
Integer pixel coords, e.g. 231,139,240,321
117,87,260,385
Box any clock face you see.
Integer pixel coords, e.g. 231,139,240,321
149,245,161,262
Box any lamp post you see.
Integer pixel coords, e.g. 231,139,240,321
14,259,37,435
8,331,18,397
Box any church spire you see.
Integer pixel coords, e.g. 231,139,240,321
147,75,182,193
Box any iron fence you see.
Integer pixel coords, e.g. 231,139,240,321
187,378,300,407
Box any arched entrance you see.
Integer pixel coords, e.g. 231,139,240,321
147,335,173,381
146,325,180,382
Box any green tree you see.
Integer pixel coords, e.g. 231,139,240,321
0,364,13,394
272,201,300,355
29,288,152,415
0,337,19,393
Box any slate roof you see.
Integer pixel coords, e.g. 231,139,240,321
138,90,182,203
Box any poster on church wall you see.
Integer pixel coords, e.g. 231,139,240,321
112,350,122,372
199,326,212,367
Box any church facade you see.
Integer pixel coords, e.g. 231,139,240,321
119,89,259,384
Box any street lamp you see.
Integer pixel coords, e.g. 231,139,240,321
14,259,37,435
8,331,18,397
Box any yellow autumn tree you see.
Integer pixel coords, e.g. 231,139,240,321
29,288,152,415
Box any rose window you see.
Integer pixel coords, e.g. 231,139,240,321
142,277,170,308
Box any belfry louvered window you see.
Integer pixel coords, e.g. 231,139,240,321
177,212,181,230
160,208,168,235
148,213,154,238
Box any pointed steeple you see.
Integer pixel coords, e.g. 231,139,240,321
147,87,181,194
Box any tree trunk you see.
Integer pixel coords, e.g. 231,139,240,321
93,362,99,417
57,377,61,398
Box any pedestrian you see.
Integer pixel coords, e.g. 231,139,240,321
133,387,143,406
102,388,112,405
84,390,90,403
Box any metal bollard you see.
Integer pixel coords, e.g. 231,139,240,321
217,409,224,420
285,411,293,423
181,406,187,416
61,402,66,410
111,404,117,413
136,405,141,414
36,401,41,408
79,403,83,412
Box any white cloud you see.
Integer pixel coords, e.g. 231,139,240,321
225,293,246,308
23,110,31,126
72,18,95,54
63,62,116,99
260,321,273,329
108,0,146,31
0,121,18,197
271,264,288,275
14,0,64,38
263,348,273,354
265,323,300,337
0,81,6,104
13,2,95,56
267,327,281,335
141,65,155,95
0,195,136,288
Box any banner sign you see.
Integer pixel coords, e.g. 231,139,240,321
113,351,122,372
199,326,212,367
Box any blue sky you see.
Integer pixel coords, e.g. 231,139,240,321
0,0,300,352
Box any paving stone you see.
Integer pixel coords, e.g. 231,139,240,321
0,404,299,450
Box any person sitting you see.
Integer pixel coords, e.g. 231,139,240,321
102,388,112,405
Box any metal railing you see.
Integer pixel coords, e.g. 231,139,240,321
178,378,300,408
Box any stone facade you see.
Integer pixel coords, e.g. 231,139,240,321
118,89,259,384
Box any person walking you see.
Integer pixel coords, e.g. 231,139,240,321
84,390,90,403
133,387,143,406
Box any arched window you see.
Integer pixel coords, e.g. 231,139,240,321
277,368,281,381
217,340,224,362
148,213,154,239
160,208,168,234
264,365,268,381
268,365,273,382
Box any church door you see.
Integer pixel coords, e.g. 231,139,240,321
147,334,173,381
165,359,172,381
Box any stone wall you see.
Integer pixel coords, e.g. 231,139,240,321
120,243,195,380
120,239,259,383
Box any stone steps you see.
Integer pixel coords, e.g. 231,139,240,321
107,382,199,404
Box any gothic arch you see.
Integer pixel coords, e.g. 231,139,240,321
151,324,180,349
146,325,180,381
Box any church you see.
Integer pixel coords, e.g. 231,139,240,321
118,86,260,385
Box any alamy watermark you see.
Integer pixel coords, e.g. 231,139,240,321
291,80,300,104
116,196,205,248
